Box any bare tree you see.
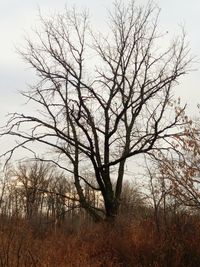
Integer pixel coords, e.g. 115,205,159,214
156,117,200,211
11,162,53,220
0,170,8,213
0,1,192,221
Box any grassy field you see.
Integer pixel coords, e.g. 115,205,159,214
0,213,200,267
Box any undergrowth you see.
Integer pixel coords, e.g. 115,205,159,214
0,214,200,266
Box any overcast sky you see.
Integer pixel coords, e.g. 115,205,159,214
0,0,199,152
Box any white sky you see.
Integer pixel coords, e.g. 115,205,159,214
0,0,199,115
0,0,199,159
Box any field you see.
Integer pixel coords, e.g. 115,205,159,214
0,213,200,267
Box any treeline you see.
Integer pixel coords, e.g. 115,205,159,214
0,161,144,230
0,162,101,231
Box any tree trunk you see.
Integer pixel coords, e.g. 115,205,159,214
104,195,119,221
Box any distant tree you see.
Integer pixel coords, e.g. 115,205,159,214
1,1,192,221
11,162,53,220
120,181,145,217
4,162,78,224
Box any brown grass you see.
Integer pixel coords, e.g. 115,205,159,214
0,215,200,266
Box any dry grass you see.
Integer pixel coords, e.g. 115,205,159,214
0,215,200,266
